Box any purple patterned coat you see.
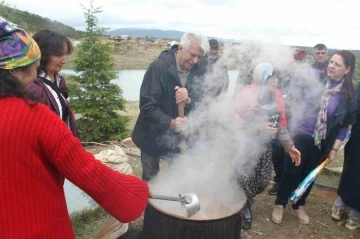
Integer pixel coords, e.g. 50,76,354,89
25,76,79,138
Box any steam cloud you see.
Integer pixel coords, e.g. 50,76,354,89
149,42,324,219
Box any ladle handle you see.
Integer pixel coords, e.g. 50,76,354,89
150,194,186,203
177,103,186,153
178,103,185,118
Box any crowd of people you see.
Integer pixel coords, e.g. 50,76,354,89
132,32,360,232
1,15,359,238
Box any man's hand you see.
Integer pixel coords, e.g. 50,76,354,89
175,86,189,104
170,117,188,133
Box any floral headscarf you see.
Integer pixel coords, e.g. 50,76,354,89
0,16,41,70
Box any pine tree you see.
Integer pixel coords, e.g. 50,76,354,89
355,58,360,84
69,0,129,142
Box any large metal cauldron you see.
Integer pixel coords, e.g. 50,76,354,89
139,201,245,239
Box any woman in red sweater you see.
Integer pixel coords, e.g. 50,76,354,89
0,17,149,238
234,62,301,230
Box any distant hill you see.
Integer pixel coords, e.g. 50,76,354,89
0,4,84,39
106,27,185,39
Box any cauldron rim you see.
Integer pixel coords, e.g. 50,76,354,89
148,199,247,222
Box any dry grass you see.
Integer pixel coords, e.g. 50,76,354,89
112,48,163,70
71,207,109,239
117,101,139,131
65,48,163,70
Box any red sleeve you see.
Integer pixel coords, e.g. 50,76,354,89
38,106,149,223
275,89,287,128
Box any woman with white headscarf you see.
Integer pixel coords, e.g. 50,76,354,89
234,62,301,230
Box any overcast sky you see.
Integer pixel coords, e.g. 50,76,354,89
8,0,360,49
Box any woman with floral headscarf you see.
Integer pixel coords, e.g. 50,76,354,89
272,50,357,226
0,17,149,238
234,62,301,230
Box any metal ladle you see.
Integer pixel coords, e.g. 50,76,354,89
149,193,200,217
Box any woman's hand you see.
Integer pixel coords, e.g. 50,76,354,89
328,149,338,162
288,146,301,166
265,122,278,134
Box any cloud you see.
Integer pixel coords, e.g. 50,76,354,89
9,0,360,49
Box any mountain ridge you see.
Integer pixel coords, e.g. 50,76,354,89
0,4,84,39
106,28,185,39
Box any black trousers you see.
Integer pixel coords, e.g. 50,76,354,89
140,151,175,182
271,139,285,183
275,132,322,209
141,151,160,182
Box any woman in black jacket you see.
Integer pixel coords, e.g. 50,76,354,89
332,83,360,230
272,50,357,225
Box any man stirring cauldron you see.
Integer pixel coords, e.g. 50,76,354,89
132,32,209,181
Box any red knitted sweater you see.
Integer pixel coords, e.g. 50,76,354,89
0,97,149,239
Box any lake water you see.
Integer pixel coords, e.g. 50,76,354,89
61,69,240,101
61,68,240,213
64,180,96,214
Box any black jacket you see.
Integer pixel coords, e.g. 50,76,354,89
131,45,206,157
197,55,229,99
311,61,329,84
320,92,357,161
338,85,360,211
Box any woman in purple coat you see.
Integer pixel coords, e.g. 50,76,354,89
25,29,79,137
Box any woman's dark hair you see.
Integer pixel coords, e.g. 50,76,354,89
334,50,356,102
32,29,73,76
0,68,38,105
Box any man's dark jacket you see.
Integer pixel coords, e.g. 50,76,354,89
132,45,206,157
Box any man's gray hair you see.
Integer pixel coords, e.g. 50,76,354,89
180,32,209,54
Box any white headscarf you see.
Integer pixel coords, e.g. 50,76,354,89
254,62,274,86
